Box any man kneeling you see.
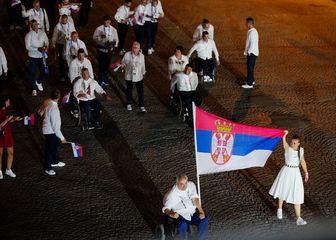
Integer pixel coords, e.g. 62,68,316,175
73,68,111,129
162,174,208,240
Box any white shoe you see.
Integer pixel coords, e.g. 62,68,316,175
150,48,155,53
147,49,153,55
241,84,253,89
5,169,16,178
32,90,37,96
45,170,56,176
0,170,3,179
140,107,147,112
207,76,213,82
51,162,66,167
202,76,208,82
36,82,43,91
296,217,307,226
127,104,132,111
252,81,255,85
277,208,283,220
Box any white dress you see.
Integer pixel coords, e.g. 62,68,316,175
269,147,304,204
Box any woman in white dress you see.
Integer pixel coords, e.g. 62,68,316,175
269,130,309,226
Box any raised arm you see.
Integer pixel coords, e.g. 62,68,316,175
283,130,289,152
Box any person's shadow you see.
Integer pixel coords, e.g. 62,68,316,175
232,88,252,122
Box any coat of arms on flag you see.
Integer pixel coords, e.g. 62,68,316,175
71,143,83,157
23,113,35,126
211,120,234,165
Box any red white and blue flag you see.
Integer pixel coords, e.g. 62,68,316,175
194,105,284,174
23,113,35,126
62,91,71,104
71,143,83,158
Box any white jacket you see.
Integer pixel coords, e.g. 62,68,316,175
121,51,146,82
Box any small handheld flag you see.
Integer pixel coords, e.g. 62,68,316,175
71,143,83,158
62,91,71,104
110,58,121,72
23,113,35,126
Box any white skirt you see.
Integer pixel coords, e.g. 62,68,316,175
269,166,304,204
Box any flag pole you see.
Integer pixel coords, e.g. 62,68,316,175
192,102,201,201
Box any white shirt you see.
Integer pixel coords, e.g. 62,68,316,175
69,57,93,83
114,4,133,23
22,8,50,32
0,47,8,76
25,30,49,58
149,1,164,23
162,181,199,221
134,3,147,25
193,24,214,41
64,39,88,64
171,71,198,92
93,25,119,49
244,27,259,56
188,39,219,61
121,51,146,82
168,54,188,79
42,100,64,140
73,78,106,101
51,22,76,46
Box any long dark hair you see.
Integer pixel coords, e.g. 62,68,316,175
292,134,301,159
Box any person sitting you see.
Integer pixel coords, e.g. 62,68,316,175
69,48,93,84
162,174,208,240
187,31,220,82
170,64,202,117
73,68,111,129
168,46,189,81
193,18,214,42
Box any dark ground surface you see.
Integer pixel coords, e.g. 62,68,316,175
0,0,336,239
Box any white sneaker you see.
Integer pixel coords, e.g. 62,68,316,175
296,217,307,226
140,107,147,112
32,90,37,96
127,104,132,111
0,170,3,179
207,76,213,82
241,84,253,89
51,162,66,167
150,48,155,53
5,169,16,178
36,82,43,91
147,49,153,55
252,81,255,85
277,208,283,220
202,76,208,82
45,170,56,176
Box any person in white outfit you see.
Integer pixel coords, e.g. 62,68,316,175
0,47,8,94
58,0,81,24
188,31,220,82
51,14,76,81
21,0,50,33
133,0,148,48
69,48,93,84
193,19,214,42
64,31,88,67
121,41,146,112
269,130,309,226
242,17,259,89
168,46,189,80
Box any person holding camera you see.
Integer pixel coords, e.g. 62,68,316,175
93,15,119,86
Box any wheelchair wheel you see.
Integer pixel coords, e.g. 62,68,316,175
169,95,183,117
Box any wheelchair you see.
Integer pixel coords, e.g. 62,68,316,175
169,91,192,123
190,57,217,83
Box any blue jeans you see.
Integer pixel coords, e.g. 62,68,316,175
29,57,45,90
178,212,208,240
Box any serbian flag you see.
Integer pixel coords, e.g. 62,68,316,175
110,58,121,72
62,91,71,104
71,143,83,158
23,113,35,126
193,105,284,174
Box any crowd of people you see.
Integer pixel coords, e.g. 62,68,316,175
0,0,309,238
